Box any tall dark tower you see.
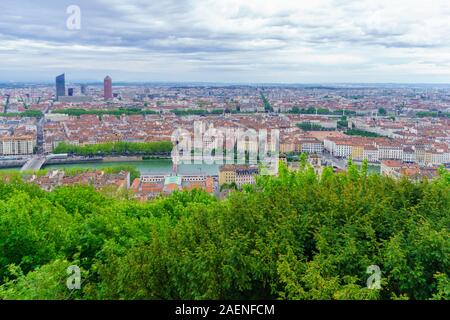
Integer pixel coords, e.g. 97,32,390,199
104,76,113,100
56,74,65,100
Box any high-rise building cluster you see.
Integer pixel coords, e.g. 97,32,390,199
54,74,113,101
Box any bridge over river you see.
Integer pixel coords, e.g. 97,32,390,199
20,156,47,171
20,154,69,172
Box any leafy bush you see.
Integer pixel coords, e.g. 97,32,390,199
0,163,448,300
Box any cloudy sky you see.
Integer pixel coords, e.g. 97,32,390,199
0,0,450,83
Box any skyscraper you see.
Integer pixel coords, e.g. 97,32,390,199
104,76,113,100
80,84,87,95
68,88,74,96
55,74,65,100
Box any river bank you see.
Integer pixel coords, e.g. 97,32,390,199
0,160,27,168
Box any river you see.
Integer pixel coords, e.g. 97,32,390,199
0,159,379,175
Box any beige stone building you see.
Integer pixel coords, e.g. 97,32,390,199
0,135,36,155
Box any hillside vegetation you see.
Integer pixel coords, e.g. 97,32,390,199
0,162,448,300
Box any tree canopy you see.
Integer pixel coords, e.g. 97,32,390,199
0,162,448,300
53,141,173,157
52,108,158,117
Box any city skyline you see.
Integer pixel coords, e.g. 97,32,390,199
0,0,450,83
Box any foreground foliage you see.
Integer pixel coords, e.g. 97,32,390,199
0,163,448,300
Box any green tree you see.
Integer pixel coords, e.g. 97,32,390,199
378,108,387,116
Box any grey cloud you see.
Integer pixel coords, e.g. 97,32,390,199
0,0,449,82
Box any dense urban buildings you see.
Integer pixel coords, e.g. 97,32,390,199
24,169,131,191
0,82,449,186
130,174,217,200
0,117,37,156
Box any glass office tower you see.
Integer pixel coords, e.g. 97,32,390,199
56,73,65,100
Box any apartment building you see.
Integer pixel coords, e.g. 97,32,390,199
333,141,353,158
299,138,323,154
426,150,450,166
351,145,364,161
0,135,36,155
235,166,259,188
377,143,403,160
380,160,439,181
219,164,259,187
25,170,130,191
280,140,297,154
219,165,237,185
402,147,416,163
363,146,379,163
134,174,217,200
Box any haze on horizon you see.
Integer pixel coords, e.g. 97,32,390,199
0,0,450,84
